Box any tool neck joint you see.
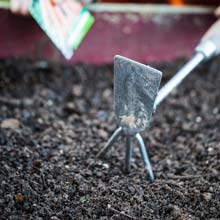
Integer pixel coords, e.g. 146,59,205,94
195,40,217,59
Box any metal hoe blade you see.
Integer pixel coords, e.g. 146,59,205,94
114,55,162,135
96,55,162,181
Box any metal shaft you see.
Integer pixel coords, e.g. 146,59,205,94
135,133,154,181
154,52,205,109
125,136,132,173
96,127,122,158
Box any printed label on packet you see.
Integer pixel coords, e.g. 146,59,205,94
30,0,94,59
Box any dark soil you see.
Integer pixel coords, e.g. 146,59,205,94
0,57,220,220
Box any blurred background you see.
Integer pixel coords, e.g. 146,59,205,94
1,0,219,65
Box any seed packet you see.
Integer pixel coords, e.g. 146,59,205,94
30,0,94,59
0,0,10,9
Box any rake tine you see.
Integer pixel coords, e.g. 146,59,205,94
125,136,132,173
96,127,122,159
135,133,154,181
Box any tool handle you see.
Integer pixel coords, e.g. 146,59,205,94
154,52,204,109
197,19,220,58
202,19,220,43
155,18,220,110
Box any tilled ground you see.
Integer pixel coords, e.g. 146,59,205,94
0,57,220,220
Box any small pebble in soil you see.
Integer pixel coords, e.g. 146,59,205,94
98,129,108,139
1,118,20,129
15,193,25,204
203,192,212,202
72,85,83,97
32,160,41,168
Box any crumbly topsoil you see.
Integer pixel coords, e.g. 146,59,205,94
0,57,220,220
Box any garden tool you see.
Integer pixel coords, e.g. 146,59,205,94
97,18,220,180
96,55,162,181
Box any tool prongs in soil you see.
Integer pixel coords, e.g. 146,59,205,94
96,126,122,158
97,126,155,181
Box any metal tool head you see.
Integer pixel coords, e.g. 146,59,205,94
114,55,162,135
